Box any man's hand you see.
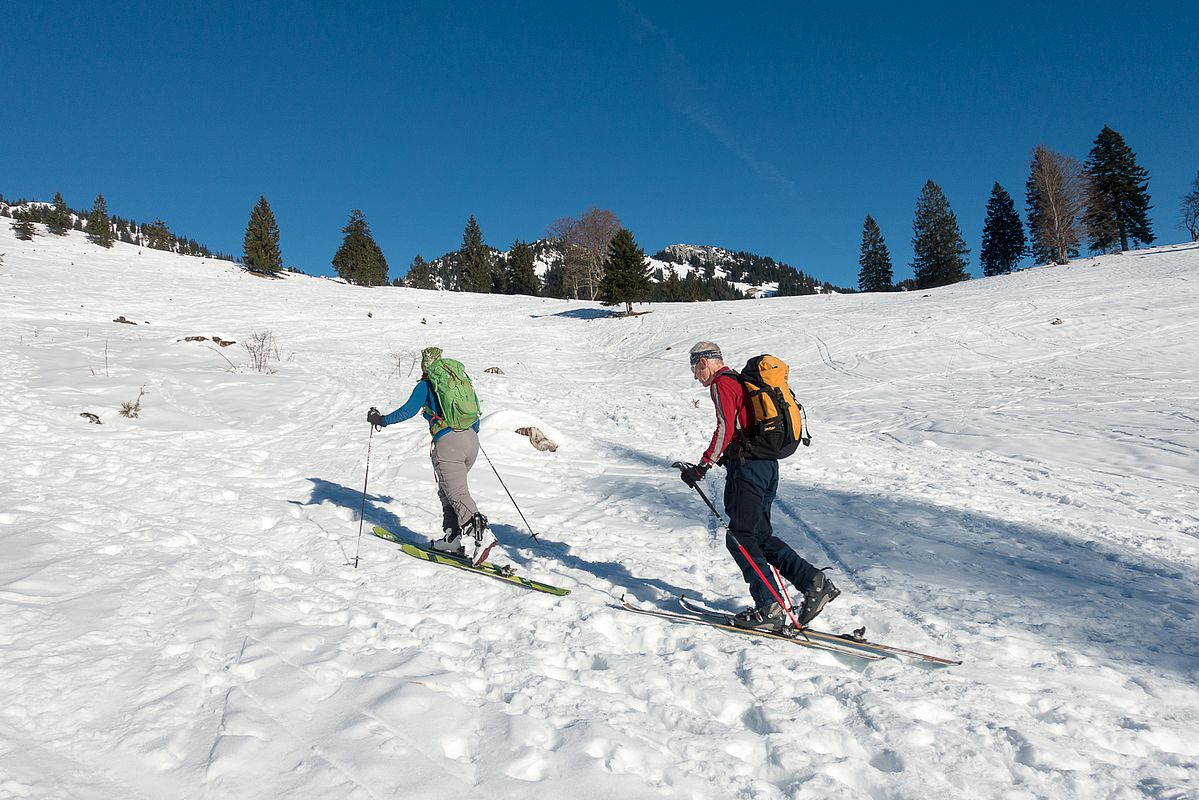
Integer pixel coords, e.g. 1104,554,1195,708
367,407,385,428
679,462,709,487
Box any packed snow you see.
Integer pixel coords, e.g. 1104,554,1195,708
1,225,1197,799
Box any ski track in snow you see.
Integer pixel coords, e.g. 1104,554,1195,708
1,229,1197,799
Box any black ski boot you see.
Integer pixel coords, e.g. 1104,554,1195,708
796,571,840,627
731,602,787,632
440,504,458,538
431,504,465,555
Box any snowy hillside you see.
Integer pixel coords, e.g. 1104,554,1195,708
1,224,1197,799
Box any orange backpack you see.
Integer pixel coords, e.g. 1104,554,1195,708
733,354,810,460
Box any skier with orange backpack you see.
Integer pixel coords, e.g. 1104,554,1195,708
679,341,839,630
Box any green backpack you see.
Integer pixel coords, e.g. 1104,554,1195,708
423,358,481,435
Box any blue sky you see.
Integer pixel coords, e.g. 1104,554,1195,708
3,2,1196,287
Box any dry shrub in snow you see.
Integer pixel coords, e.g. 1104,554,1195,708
391,348,419,378
119,386,146,419
245,330,280,373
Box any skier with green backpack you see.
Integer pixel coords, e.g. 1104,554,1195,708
367,346,495,566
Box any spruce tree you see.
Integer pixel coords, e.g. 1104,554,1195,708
143,219,174,251
1181,172,1199,242
243,196,282,273
911,180,970,289
459,215,492,293
85,193,113,248
404,254,437,289
857,214,894,292
490,256,507,294
1083,126,1154,252
11,210,35,241
332,209,389,286
979,182,1026,276
541,261,569,299
47,192,71,235
599,228,652,314
506,239,540,296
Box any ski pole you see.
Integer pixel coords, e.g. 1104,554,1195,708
672,462,807,633
479,441,540,541
671,461,724,521
772,565,795,612
353,425,376,568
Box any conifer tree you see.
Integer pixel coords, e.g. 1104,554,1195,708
1083,126,1154,253
857,214,894,291
459,215,492,293
490,256,507,295
1181,172,1199,242
541,261,569,299
243,196,282,273
599,228,652,314
332,209,389,286
11,210,36,241
1026,145,1085,265
47,192,71,235
979,182,1026,276
142,219,174,251
85,193,113,248
911,180,969,289
404,254,437,289
506,239,540,296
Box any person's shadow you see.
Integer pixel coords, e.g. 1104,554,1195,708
294,476,693,597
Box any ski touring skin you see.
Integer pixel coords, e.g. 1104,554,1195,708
679,597,961,666
620,596,885,661
371,526,570,596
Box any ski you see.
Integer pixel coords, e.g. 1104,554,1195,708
679,597,960,666
619,596,884,661
370,526,570,596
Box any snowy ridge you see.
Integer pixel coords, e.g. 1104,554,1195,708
424,237,801,296
1,223,1198,799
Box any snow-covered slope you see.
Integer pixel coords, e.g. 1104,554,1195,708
1,225,1197,799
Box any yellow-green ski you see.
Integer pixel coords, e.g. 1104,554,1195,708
371,526,569,596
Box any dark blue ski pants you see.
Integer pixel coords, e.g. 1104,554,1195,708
723,458,822,609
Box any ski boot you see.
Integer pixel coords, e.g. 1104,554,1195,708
796,571,840,627
731,602,787,632
463,513,495,567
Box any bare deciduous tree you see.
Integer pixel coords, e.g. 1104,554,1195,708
574,208,622,301
545,215,585,299
544,208,621,300
1181,173,1199,242
1027,145,1086,265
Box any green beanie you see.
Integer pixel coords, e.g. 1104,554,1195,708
421,346,443,373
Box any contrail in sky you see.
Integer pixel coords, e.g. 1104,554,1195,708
616,0,797,198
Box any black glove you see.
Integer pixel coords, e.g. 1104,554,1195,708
367,407,385,428
680,462,709,487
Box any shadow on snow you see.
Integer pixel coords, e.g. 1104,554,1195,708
296,470,1198,676
296,476,695,599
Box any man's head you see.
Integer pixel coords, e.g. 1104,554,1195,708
689,341,724,385
421,346,443,374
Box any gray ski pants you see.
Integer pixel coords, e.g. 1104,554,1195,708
431,429,480,527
